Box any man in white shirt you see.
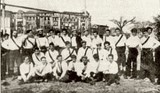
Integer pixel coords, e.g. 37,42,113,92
103,54,120,86
61,41,76,61
125,28,141,79
32,48,45,66
91,31,103,49
45,43,59,63
18,56,34,83
114,28,127,76
47,29,58,46
104,41,118,61
139,29,160,83
103,29,115,48
36,29,49,53
2,31,22,76
22,30,36,58
92,43,106,61
81,30,92,47
77,41,93,61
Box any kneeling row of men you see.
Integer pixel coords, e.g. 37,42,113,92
19,54,120,85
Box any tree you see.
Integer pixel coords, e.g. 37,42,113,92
110,17,136,33
133,21,153,29
153,15,160,32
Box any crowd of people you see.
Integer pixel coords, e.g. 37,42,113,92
1,27,160,86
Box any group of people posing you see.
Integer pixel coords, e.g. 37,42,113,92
1,27,160,85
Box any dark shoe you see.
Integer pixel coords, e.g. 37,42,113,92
2,81,10,86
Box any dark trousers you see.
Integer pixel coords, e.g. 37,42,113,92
103,74,120,85
155,47,160,84
60,70,81,83
126,48,138,77
1,53,8,79
116,46,126,73
140,48,155,82
8,50,22,75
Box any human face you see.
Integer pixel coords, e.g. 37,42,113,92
84,31,88,36
104,44,110,49
35,49,40,55
132,32,137,36
66,43,71,49
116,29,121,36
71,57,76,62
50,31,55,36
105,31,110,36
50,45,54,51
41,58,47,64
24,56,30,64
93,32,98,37
82,43,86,48
144,32,149,37
108,56,113,63
57,56,62,62
62,30,67,35
148,29,152,35
12,31,17,37
82,58,88,65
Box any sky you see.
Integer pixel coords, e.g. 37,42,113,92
3,0,160,27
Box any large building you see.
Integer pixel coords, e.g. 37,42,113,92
12,10,91,33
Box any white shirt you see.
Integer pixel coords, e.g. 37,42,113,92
20,62,34,75
81,35,92,47
77,47,93,61
2,37,22,50
91,36,103,48
104,48,118,61
115,34,126,47
45,50,59,63
126,35,141,48
35,63,53,75
98,61,108,72
104,61,118,74
32,52,45,66
92,48,106,61
61,48,76,60
103,35,116,48
141,36,160,49
36,37,49,48
48,35,58,46
70,36,77,47
22,35,36,49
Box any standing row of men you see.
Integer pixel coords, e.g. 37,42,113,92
1,27,160,84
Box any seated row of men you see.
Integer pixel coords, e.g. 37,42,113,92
19,53,120,85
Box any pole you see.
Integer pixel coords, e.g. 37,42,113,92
2,0,5,34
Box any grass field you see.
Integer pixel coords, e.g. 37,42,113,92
1,77,160,93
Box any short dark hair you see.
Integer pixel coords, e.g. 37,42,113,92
34,47,39,51
146,27,153,32
131,28,137,33
49,42,54,46
108,54,114,58
49,29,54,33
81,40,86,44
93,31,98,34
26,30,32,34
3,33,9,37
80,56,88,62
71,55,77,59
41,56,46,61
115,28,120,31
56,55,62,59
104,41,110,46
106,29,111,33
93,54,99,60
62,28,67,33
65,41,71,45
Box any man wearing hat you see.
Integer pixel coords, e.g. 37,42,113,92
139,28,160,83
36,29,49,53
77,41,93,61
125,28,141,79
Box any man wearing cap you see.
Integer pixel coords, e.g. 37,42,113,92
45,43,59,64
77,41,93,61
91,31,103,49
2,30,23,76
61,41,76,61
125,28,141,79
139,29,160,83
114,28,127,76
36,29,49,53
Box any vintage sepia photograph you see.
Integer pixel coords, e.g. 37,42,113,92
1,0,160,93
